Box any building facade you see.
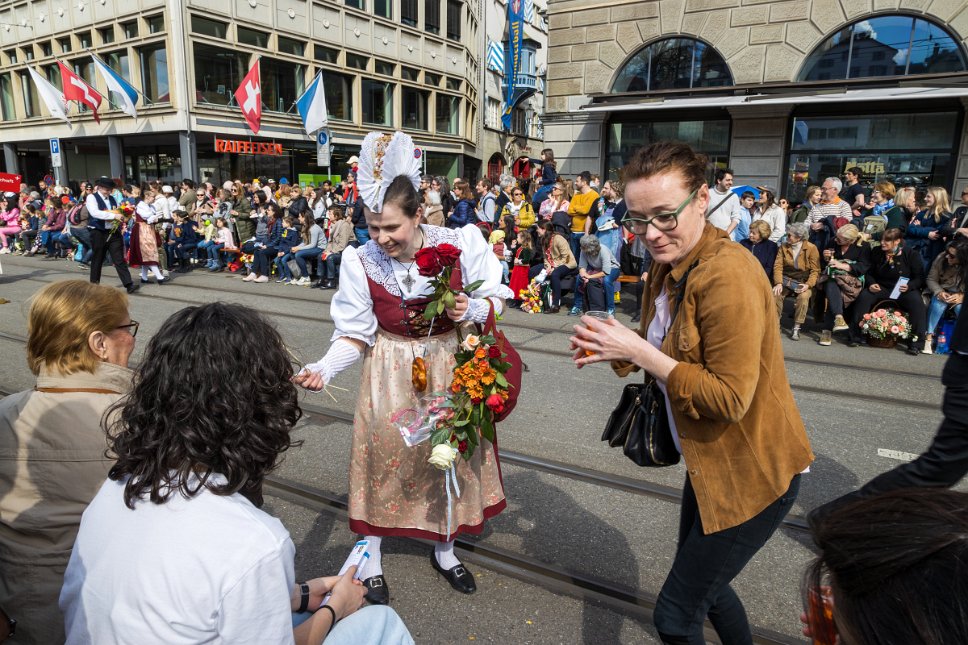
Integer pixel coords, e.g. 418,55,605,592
0,0,482,186
480,0,547,181
544,0,968,200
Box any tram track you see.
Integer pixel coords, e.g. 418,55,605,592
1,265,943,382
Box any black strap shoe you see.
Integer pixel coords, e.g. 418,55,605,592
362,575,390,605
430,550,477,594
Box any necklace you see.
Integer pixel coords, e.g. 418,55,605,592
391,229,424,291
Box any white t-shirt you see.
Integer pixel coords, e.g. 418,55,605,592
646,288,682,454
706,187,740,231
60,476,296,644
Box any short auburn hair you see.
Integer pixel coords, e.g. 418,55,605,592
749,219,773,239
873,181,896,200
26,280,129,376
624,142,708,193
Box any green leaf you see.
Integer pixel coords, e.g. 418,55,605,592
453,419,470,427
423,302,437,320
495,373,509,388
480,335,497,345
431,426,452,445
436,299,445,315
480,416,495,443
464,279,484,294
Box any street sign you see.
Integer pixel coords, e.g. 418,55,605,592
50,138,63,168
316,128,331,167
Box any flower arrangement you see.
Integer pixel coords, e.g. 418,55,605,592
407,244,513,471
107,202,135,239
519,279,543,314
861,308,913,341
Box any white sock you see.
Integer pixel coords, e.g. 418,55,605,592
140,267,148,280
150,266,164,280
360,535,383,579
434,540,460,569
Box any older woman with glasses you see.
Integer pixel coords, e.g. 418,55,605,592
0,280,136,644
573,142,812,644
500,187,536,229
772,222,820,340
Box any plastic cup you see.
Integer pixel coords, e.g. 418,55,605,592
805,587,837,645
581,311,612,356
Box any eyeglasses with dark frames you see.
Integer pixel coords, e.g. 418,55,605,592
115,320,139,337
622,188,699,233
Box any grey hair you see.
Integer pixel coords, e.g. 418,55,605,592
426,189,441,206
579,234,601,254
824,177,843,192
786,222,809,241
434,176,450,194
499,174,515,190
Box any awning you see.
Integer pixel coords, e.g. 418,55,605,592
580,85,968,113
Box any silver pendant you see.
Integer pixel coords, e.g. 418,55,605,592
400,271,415,291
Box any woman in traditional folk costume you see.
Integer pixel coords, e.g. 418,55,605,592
296,132,512,604
127,188,166,285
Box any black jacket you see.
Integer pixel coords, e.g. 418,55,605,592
865,245,924,292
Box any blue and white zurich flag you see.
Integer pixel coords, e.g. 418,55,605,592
91,55,138,118
296,72,329,135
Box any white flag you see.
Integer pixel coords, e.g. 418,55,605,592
295,72,328,135
27,66,70,123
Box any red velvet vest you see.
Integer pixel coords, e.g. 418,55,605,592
366,266,463,338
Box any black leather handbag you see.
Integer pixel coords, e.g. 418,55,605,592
601,261,699,467
601,375,680,467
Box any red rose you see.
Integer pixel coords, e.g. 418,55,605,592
436,244,461,267
485,393,505,414
471,396,482,404
458,440,468,454
488,346,502,359
414,247,443,276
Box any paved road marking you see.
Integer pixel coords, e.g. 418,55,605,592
877,448,919,462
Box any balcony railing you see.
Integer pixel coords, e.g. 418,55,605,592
501,72,539,92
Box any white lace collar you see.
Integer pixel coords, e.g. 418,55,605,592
357,225,462,297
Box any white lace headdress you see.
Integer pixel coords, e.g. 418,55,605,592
356,131,422,213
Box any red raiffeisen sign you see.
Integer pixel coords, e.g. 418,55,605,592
214,138,284,156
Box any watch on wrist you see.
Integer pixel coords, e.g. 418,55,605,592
297,582,310,614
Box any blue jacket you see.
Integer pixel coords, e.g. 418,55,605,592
171,221,197,245
256,218,283,247
529,159,558,186
276,227,299,254
448,199,476,228
906,210,950,271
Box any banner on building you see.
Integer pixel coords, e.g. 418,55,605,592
26,67,69,124
0,173,22,192
502,0,525,131
486,40,504,75
234,59,263,135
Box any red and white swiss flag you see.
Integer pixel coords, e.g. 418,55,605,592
234,59,262,135
58,61,103,123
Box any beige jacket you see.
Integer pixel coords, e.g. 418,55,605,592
0,362,131,644
424,204,445,227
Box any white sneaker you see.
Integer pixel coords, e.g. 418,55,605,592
0,248,9,254
922,338,934,354
254,275,269,283
163,270,170,278
242,272,256,282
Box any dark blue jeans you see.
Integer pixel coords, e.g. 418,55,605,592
654,474,801,644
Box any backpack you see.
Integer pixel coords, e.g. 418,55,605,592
68,203,88,226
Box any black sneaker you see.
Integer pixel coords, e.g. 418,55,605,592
126,283,141,295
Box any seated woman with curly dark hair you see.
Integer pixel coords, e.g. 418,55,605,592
59,302,413,645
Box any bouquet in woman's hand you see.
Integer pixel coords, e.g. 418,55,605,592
415,243,483,320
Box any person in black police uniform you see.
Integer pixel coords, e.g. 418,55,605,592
809,259,968,525
85,177,138,294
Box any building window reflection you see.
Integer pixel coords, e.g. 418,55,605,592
261,57,305,112
193,44,248,106
0,73,14,121
605,117,730,179
362,79,393,125
403,87,428,130
799,15,967,81
139,44,170,103
612,37,733,93
435,94,459,134
321,71,353,121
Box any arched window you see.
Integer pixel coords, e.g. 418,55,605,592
611,38,732,93
799,15,967,81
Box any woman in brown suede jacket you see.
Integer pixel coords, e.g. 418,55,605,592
571,142,813,645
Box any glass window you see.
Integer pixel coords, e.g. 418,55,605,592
402,87,428,129
44,63,62,90
321,71,353,121
78,32,92,48
278,36,305,56
106,50,131,81
22,47,34,62
790,113,959,151
72,59,96,112
238,27,269,48
606,118,731,180
799,15,966,81
315,45,338,64
145,14,165,34
121,21,138,39
401,66,419,81
19,71,39,118
425,72,440,86
346,0,364,9
445,77,460,91
611,37,733,93
139,44,170,102
435,94,459,134
192,16,228,38
347,53,368,70
99,26,114,44
446,0,461,41
401,0,418,27
425,0,440,34
0,73,14,121
375,0,391,18
261,57,305,112
362,79,393,125
5,50,16,64
375,60,395,76
58,38,71,53
193,43,248,105
39,41,52,57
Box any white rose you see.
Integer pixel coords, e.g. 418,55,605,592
460,334,481,352
428,444,457,471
